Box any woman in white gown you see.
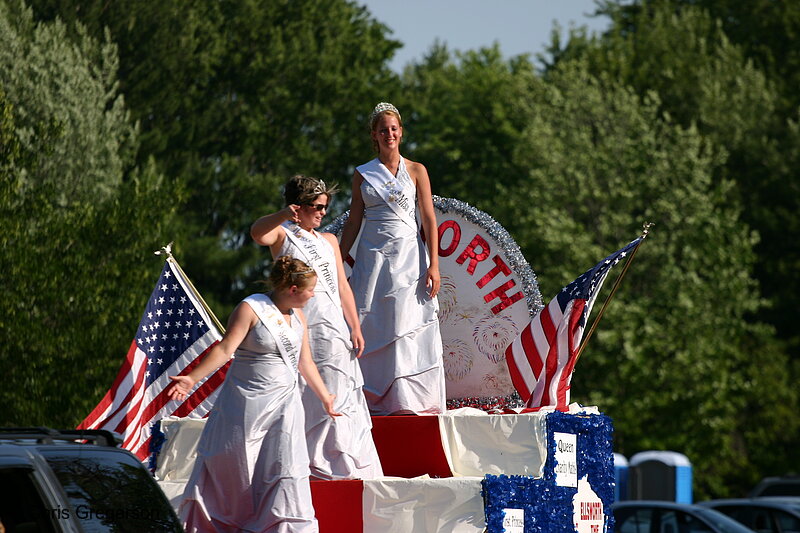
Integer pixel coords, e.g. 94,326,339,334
339,102,446,415
250,175,382,480
167,257,338,533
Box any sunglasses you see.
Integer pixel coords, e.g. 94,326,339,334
306,203,329,211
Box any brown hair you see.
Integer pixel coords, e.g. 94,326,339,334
269,256,316,291
283,175,338,206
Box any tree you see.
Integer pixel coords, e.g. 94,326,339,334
398,44,537,203
502,59,795,499
0,0,135,204
25,0,404,316
555,0,800,397
0,1,178,426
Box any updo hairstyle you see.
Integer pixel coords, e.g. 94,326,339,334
283,175,338,206
269,256,316,291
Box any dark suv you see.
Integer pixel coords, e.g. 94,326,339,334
0,427,183,532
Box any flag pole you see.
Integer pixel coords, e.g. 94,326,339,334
155,243,226,334
572,222,653,364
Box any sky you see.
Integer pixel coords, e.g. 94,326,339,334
356,0,611,72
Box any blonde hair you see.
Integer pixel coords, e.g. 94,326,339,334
369,103,403,152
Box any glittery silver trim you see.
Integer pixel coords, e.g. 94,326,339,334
324,195,543,318
323,196,542,411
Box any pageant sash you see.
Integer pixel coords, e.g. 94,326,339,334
357,157,417,231
281,221,338,305
243,293,300,372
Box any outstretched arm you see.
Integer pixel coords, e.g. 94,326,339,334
167,303,257,401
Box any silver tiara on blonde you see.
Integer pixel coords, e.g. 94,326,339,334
370,102,401,123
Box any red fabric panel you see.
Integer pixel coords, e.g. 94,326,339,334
310,479,364,533
370,415,453,478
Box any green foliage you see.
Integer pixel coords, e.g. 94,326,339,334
505,60,794,498
398,44,536,202
25,0,403,317
0,0,136,204
2,0,797,500
569,0,800,391
0,2,178,426
540,2,800,494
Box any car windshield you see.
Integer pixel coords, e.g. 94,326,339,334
695,507,759,533
38,447,182,532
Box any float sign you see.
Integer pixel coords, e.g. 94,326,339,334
554,431,577,487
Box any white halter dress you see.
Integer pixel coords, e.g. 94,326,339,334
179,294,318,533
349,157,446,415
278,224,382,479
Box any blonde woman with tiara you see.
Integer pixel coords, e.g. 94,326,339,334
339,102,446,415
250,175,382,481
168,256,338,532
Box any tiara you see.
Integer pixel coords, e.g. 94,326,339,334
370,102,401,123
312,179,327,195
290,268,315,278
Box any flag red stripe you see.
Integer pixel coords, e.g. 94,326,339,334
131,434,151,461
78,340,139,429
173,360,230,417
556,299,586,408
505,337,531,403
133,342,221,433
522,320,542,380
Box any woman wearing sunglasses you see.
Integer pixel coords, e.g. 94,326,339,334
339,102,446,416
250,175,382,481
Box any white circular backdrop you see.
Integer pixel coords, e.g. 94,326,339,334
325,196,543,401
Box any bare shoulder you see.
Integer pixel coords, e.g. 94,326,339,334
320,232,339,248
403,157,430,184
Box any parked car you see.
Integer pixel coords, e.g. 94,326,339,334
750,476,800,498
612,500,756,533
698,498,800,533
0,427,183,532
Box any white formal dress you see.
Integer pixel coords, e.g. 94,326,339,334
179,295,318,533
278,225,383,479
349,157,446,415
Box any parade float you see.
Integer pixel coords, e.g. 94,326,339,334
81,197,650,532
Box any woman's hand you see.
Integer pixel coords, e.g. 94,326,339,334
283,204,301,223
322,393,342,418
351,329,365,358
167,375,196,402
426,265,441,298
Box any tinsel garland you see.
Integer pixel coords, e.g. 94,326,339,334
446,391,524,412
322,195,543,318
482,411,615,532
324,196,544,413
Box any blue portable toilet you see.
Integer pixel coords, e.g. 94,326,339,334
614,453,629,502
628,451,692,503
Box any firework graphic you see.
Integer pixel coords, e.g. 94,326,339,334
442,338,474,381
472,313,518,363
481,372,513,395
436,274,458,324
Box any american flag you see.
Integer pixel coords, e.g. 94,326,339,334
505,237,643,409
78,258,229,461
